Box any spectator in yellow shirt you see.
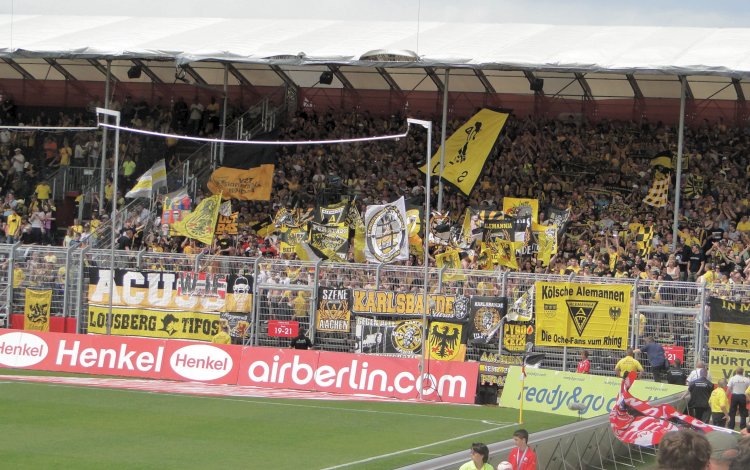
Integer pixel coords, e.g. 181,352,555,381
615,348,643,378
211,324,232,345
709,378,730,427
34,180,51,202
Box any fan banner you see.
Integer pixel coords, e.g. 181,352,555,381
426,320,468,361
707,296,750,351
503,197,539,224
708,349,750,381
315,287,352,333
364,196,409,263
170,194,222,245
23,289,52,332
467,296,507,343
207,165,274,200
354,317,422,357
535,282,630,350
351,289,469,321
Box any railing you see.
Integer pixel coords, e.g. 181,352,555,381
47,165,102,203
87,94,287,249
4,243,745,379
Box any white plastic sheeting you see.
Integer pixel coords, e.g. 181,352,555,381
1,15,750,76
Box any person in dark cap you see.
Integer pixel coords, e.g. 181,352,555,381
666,358,687,386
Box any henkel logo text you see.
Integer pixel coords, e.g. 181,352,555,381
0,332,48,367
56,339,164,373
239,349,478,404
169,344,233,381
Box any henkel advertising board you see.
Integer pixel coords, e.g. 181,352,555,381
0,331,477,402
236,348,479,404
160,341,241,384
0,330,242,384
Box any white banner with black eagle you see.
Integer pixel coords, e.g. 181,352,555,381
364,196,409,263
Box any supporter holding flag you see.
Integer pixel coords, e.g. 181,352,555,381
614,348,643,379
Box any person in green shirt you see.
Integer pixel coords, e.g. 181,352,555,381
122,155,137,186
459,442,493,470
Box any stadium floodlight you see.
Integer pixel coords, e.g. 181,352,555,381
407,118,433,402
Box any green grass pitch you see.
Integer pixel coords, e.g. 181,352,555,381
0,370,575,469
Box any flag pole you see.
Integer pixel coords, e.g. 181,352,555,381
408,118,432,402
206,191,223,259
519,341,533,424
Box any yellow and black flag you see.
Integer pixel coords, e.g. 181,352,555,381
420,109,509,196
643,171,670,208
24,289,52,332
207,166,274,200
435,248,466,281
650,151,674,171
636,225,654,257
426,320,468,361
683,174,704,199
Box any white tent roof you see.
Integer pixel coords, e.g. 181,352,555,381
2,15,750,100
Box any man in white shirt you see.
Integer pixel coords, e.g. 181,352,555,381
11,148,24,174
687,360,712,385
727,367,750,431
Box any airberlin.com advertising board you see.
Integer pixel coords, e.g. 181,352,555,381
0,331,478,404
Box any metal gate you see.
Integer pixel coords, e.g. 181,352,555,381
252,281,315,348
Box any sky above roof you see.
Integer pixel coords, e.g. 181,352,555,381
0,0,747,27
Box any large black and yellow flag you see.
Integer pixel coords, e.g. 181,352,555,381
309,221,349,262
643,171,670,208
171,194,222,245
480,239,519,270
207,144,275,200
315,201,350,224
420,108,509,196
708,296,750,351
683,174,704,199
207,166,274,200
426,320,469,361
635,225,654,257
24,289,52,332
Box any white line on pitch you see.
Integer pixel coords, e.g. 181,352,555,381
2,378,514,426
320,423,517,470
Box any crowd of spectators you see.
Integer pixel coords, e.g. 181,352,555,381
3,94,750,297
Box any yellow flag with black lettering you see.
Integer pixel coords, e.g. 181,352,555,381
24,289,52,332
171,194,222,245
207,166,274,200
420,108,509,195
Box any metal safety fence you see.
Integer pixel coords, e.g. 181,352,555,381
3,243,747,379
